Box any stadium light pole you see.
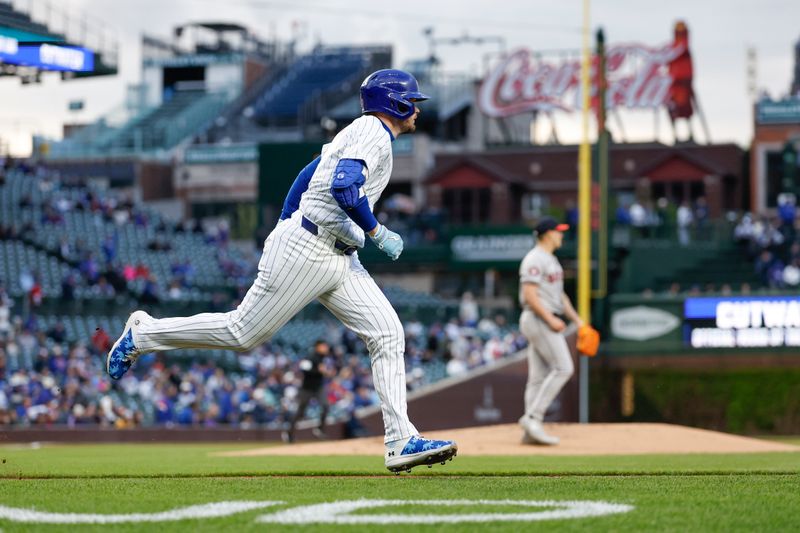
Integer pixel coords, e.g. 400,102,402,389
577,0,592,424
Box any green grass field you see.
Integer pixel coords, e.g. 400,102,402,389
1,442,799,531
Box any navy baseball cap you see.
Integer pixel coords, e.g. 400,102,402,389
534,217,569,235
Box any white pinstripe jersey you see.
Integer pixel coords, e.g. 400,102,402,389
299,115,394,247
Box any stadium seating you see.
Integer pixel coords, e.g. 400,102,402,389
0,167,465,318
650,247,762,292
0,241,69,298
48,90,230,158
253,48,373,124
0,168,246,298
103,90,212,152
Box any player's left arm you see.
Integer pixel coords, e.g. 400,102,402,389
561,293,584,327
330,158,403,259
329,158,378,232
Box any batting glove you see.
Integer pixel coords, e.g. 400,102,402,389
370,224,404,260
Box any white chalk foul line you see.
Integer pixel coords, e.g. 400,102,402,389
0,501,283,524
256,499,635,524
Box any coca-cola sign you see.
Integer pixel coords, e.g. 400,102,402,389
478,43,687,118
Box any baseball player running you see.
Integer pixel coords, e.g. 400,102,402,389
518,217,581,445
107,69,457,472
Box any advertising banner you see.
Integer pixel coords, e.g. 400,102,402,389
611,305,681,341
0,43,94,72
478,23,694,120
685,296,800,349
0,34,17,55
756,98,800,125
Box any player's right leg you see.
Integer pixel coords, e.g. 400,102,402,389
107,219,349,379
519,310,547,444
521,311,548,413
318,261,457,473
519,313,574,445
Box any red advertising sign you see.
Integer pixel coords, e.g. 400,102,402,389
478,25,694,119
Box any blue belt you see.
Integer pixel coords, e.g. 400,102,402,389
301,216,358,256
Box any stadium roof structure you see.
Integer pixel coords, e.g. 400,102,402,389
637,148,739,183
425,156,529,187
0,26,62,43
429,142,743,186
0,1,62,43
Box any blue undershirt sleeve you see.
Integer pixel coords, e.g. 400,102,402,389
330,158,379,233
279,156,321,220
346,195,379,233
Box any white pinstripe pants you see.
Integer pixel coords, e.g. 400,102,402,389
134,212,417,442
520,309,575,421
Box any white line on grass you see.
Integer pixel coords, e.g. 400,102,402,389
0,501,283,524
257,499,635,524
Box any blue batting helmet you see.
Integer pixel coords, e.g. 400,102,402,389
359,69,429,120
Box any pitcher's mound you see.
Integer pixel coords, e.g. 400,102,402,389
215,423,798,457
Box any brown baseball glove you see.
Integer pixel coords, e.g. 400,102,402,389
576,324,600,357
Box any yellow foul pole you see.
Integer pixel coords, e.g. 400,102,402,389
577,0,592,423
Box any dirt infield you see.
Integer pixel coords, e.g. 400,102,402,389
215,423,799,457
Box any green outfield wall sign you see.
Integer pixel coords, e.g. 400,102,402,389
185,144,258,164
450,234,535,262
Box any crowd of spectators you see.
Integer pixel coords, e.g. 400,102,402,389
614,196,712,246
1,161,250,308
0,287,525,429
734,196,800,289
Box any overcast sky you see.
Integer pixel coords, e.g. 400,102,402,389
0,0,798,155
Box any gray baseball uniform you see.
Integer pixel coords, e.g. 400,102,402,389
519,245,574,421
130,115,417,443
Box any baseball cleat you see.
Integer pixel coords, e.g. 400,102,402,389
384,435,458,473
106,311,150,380
519,416,560,445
